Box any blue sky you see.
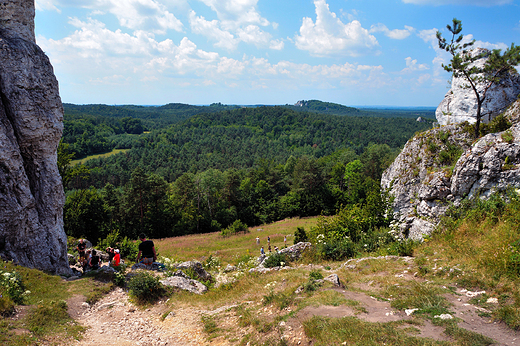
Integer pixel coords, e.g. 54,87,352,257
34,0,520,107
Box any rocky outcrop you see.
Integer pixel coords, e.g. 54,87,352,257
0,0,69,274
383,99,520,240
436,48,520,126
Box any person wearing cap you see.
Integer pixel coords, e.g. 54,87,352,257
112,249,121,267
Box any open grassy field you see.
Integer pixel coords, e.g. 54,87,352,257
154,217,320,264
70,148,130,165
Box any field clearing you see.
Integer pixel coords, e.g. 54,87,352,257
70,149,130,165
154,217,320,264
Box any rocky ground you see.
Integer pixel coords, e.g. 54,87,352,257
63,257,520,346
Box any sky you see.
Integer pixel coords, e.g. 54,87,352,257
34,0,520,107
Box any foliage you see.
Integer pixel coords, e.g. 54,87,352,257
221,219,249,237
437,18,520,138
316,238,358,261
127,271,165,304
263,252,289,268
0,269,29,304
293,227,308,244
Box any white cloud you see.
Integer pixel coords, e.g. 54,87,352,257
401,57,429,73
35,0,61,12
369,24,415,40
197,0,270,30
402,0,512,5
295,0,379,57
38,0,184,34
189,11,239,50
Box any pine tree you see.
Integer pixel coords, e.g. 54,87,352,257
437,18,520,138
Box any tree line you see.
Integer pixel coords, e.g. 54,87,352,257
63,144,396,244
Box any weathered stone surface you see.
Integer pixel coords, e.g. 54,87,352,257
0,0,69,274
171,261,212,282
160,276,208,295
279,242,312,260
436,48,520,126
383,99,520,240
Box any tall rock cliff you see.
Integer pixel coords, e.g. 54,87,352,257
0,0,70,274
382,98,520,240
435,48,520,126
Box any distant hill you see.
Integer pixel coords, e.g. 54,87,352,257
286,100,361,116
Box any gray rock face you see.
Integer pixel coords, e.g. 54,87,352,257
383,99,520,240
0,0,69,274
436,48,520,126
160,276,208,295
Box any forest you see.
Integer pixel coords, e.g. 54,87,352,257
60,101,435,245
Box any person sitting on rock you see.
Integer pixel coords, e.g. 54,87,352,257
136,233,156,266
83,249,91,271
89,249,100,270
112,249,121,267
106,247,115,263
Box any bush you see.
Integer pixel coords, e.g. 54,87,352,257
317,239,357,261
294,227,308,244
263,252,289,268
127,271,164,304
221,219,249,238
97,231,139,261
0,269,29,304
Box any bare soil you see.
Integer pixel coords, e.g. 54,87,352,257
64,264,520,346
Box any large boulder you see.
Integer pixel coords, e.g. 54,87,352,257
436,48,520,126
0,0,69,274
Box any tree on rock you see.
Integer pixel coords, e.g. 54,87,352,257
437,18,520,138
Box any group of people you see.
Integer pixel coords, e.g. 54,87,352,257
259,235,287,255
76,233,156,272
76,239,121,272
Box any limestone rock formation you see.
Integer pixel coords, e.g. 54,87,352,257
436,48,520,126
0,0,69,274
383,99,520,240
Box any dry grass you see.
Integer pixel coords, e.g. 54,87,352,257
154,217,319,264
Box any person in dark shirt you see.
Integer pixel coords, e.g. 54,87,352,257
89,249,100,270
136,233,156,265
77,239,86,264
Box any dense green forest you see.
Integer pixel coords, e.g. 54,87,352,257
60,102,434,244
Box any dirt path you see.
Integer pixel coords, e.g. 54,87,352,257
66,266,520,346
69,288,213,346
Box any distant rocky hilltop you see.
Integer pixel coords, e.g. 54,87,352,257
0,0,70,274
436,48,520,126
382,98,520,239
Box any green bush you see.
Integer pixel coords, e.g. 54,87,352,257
263,252,289,268
0,269,28,304
317,239,357,261
97,231,139,261
294,227,308,244
127,271,164,304
221,219,249,238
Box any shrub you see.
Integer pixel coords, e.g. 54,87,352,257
502,130,514,144
317,239,357,261
263,252,289,268
0,269,29,304
221,219,249,237
294,227,308,244
127,271,164,304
